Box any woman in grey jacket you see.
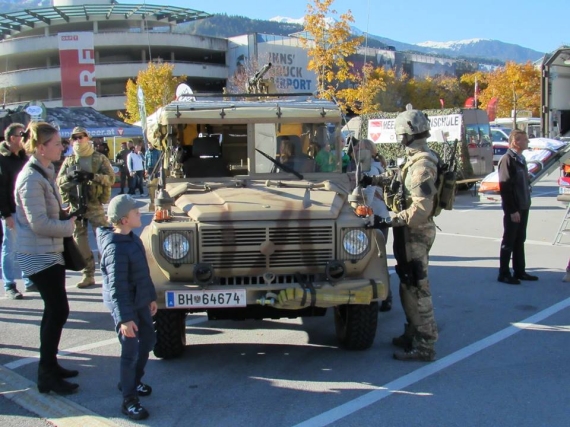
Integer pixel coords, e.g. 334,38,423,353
14,122,78,395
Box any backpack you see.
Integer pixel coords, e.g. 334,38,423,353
403,150,457,217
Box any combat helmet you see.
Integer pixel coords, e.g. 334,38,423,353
395,104,431,145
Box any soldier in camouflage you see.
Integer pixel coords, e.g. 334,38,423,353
360,107,438,361
57,127,116,288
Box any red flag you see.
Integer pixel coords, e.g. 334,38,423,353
439,98,444,109
486,97,498,121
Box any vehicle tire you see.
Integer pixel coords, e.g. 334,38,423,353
153,309,187,359
334,302,378,350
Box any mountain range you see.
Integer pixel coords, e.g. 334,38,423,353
0,1,545,64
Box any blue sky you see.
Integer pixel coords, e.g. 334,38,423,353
134,0,566,53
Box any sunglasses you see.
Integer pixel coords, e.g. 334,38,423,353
71,134,87,141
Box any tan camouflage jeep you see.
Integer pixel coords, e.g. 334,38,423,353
143,90,390,358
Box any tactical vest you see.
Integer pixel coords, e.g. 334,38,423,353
65,152,112,205
387,151,455,217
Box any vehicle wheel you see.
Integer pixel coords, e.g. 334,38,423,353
153,309,187,359
334,302,378,350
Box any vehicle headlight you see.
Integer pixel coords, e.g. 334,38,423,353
162,233,190,260
342,229,369,256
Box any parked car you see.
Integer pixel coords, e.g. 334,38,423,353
491,127,511,165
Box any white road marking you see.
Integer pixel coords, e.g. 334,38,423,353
3,315,208,370
293,296,570,427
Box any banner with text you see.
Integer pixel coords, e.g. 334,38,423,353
367,114,463,143
58,32,97,108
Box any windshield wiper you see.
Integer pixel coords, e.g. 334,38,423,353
255,148,304,180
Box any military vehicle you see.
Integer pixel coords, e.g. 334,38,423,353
143,81,390,359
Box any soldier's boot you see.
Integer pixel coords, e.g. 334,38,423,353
391,323,413,349
393,347,435,362
76,276,96,289
379,289,392,312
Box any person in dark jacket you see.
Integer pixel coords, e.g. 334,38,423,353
1,122,34,299
497,129,538,285
115,141,132,195
96,194,156,421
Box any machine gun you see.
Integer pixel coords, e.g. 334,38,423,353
60,167,91,220
246,63,276,95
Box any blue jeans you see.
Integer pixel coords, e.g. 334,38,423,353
2,218,32,290
117,307,156,399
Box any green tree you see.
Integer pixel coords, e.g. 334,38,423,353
120,61,186,124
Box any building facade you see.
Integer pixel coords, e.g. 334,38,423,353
0,0,227,117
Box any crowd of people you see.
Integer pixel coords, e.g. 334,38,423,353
0,114,558,419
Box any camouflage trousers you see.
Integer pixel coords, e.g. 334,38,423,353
147,177,159,210
393,222,438,351
74,207,108,279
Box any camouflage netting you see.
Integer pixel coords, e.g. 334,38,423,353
358,108,474,179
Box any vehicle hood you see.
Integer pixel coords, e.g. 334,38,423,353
175,184,346,222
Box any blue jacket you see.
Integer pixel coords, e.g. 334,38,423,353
96,227,157,325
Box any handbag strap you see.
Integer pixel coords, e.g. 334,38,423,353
29,163,63,210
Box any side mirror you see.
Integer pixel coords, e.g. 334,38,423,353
502,137,508,142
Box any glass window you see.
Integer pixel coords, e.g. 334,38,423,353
254,122,342,174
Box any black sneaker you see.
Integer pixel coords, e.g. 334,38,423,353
497,274,520,285
5,288,23,300
121,397,149,420
118,381,152,397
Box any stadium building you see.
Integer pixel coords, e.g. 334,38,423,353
0,0,227,117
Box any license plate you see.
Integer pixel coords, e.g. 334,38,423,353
165,289,246,308
559,187,570,195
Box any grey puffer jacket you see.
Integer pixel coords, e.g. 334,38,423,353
15,156,74,254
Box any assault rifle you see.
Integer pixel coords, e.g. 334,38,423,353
60,167,91,220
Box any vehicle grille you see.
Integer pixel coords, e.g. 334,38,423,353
200,226,334,269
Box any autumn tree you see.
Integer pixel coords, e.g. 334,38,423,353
472,62,540,118
337,63,386,114
120,60,186,124
300,0,363,101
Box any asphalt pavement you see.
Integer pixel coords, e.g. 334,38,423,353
1,176,569,427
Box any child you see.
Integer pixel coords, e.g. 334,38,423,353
96,195,157,420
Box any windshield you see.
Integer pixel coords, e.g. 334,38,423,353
254,122,343,174
466,123,492,145
491,128,511,142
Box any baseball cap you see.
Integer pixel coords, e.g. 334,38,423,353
107,195,146,223
71,126,90,137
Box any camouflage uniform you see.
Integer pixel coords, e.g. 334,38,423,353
57,151,115,287
369,108,439,361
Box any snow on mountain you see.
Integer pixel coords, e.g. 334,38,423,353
269,16,305,25
417,39,490,51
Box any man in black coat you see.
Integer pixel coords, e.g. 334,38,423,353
0,123,35,299
115,141,133,195
497,129,538,285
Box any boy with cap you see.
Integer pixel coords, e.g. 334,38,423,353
96,195,157,420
